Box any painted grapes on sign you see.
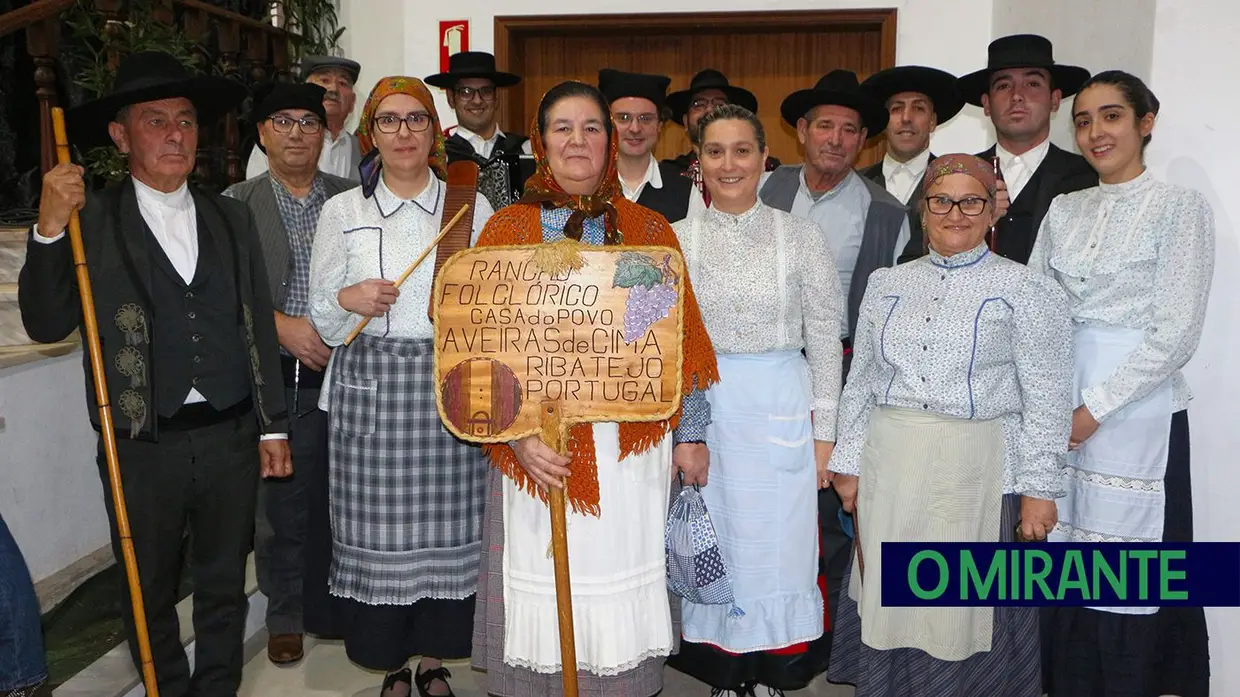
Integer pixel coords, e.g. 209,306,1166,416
613,252,680,344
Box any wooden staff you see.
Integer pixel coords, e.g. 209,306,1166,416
540,401,579,697
51,107,161,697
341,204,469,346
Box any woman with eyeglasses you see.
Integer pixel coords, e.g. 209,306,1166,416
307,77,494,697
824,155,1073,697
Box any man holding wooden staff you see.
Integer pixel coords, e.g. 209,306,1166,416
18,51,291,697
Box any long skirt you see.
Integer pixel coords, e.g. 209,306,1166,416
667,351,829,690
827,494,1040,696
1041,410,1210,697
326,335,488,671
471,435,680,697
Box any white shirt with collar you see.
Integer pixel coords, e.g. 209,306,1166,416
246,128,359,180
881,147,932,205
450,124,535,159
995,137,1051,203
34,177,287,439
620,154,708,220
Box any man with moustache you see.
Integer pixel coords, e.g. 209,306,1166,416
758,70,908,643
427,51,535,211
247,55,362,182
958,34,1097,264
663,69,780,207
19,51,290,697
858,66,965,262
598,68,704,224
223,82,358,666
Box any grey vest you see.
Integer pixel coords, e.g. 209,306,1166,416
225,172,358,311
760,166,907,339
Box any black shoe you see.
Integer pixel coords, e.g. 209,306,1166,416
380,667,412,697
414,665,456,697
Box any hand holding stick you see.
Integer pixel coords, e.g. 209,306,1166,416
342,204,469,346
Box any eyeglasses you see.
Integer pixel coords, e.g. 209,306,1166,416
691,97,728,112
266,115,322,134
924,195,990,217
614,112,659,126
373,112,432,134
454,85,497,102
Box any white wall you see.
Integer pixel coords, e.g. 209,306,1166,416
0,354,108,583
338,0,407,133
1148,1,1240,693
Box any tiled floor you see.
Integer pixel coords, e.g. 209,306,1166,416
239,634,858,697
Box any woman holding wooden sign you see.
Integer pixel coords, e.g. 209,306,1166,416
306,76,494,697
665,103,847,696
468,81,721,697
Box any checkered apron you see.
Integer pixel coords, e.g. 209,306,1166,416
326,334,488,605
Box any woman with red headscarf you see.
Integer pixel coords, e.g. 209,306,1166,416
468,80,720,697
308,77,494,697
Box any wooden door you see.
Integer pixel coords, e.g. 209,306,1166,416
495,10,896,168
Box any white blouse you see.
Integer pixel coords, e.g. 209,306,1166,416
673,202,845,440
1027,170,1215,421
830,243,1074,499
308,169,494,346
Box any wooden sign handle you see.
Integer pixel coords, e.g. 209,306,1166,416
540,400,579,697
341,204,469,346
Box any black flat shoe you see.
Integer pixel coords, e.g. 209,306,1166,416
380,667,412,697
414,665,455,697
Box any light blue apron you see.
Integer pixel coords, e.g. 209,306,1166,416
679,349,824,651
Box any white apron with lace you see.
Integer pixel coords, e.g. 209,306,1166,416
502,424,674,674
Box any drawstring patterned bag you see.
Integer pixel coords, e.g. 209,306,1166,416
665,476,743,617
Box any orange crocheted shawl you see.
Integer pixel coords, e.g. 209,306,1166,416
475,208,719,517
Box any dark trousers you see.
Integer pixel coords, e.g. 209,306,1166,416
97,411,259,697
255,387,328,635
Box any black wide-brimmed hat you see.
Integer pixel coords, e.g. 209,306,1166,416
666,69,758,125
860,65,965,124
780,69,888,135
250,82,328,153
68,50,248,149
957,34,1090,107
425,51,520,89
300,55,362,84
598,69,672,112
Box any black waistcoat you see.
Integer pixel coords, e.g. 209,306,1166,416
635,161,695,224
147,219,251,418
445,133,536,211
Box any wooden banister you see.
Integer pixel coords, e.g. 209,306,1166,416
0,0,73,38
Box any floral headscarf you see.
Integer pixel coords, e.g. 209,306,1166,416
518,86,623,244
355,76,448,198
922,153,998,198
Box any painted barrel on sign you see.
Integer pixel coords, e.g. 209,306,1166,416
441,357,523,437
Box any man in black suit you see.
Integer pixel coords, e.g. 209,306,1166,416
958,34,1099,264
858,66,965,263
426,51,535,210
223,82,357,666
18,51,291,697
597,68,703,224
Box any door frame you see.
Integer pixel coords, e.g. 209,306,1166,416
493,9,899,135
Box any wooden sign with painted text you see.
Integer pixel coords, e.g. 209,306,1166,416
432,242,686,442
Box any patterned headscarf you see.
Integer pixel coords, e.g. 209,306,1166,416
518,87,623,244
923,153,998,198
355,76,448,198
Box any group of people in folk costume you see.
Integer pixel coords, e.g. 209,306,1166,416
10,26,1213,697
